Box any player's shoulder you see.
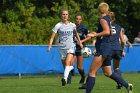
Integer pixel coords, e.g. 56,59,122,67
55,22,63,26
102,16,110,21
53,22,64,30
80,24,89,31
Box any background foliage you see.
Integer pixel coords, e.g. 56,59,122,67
0,0,140,44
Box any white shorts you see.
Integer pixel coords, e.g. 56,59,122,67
59,46,75,60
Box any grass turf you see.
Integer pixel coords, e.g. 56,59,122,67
0,73,139,93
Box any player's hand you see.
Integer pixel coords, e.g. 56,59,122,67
92,49,96,55
129,45,133,48
79,42,83,49
78,40,83,48
77,40,83,48
47,46,52,52
122,50,125,57
87,32,97,37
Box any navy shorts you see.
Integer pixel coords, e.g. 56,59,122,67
102,50,122,67
75,44,85,56
102,57,111,67
112,50,122,60
94,48,112,57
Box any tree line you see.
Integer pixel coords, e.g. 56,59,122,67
0,0,140,45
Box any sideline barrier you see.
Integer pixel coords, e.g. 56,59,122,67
0,45,140,75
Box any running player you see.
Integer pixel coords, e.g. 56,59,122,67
47,9,83,86
71,14,91,84
101,11,133,90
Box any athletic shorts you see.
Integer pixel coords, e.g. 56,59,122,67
102,57,111,67
111,50,122,60
102,50,122,67
75,44,86,56
94,48,112,57
59,46,75,60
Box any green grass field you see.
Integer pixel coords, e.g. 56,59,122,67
0,73,139,93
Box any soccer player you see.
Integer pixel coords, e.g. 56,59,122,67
84,2,133,93
101,11,133,91
47,9,83,86
70,14,91,84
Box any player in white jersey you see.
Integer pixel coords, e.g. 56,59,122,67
48,9,83,86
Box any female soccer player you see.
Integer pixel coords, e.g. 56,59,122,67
101,11,133,91
85,2,133,93
71,14,91,84
47,9,83,86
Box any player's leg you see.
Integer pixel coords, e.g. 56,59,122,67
113,59,122,89
100,49,113,78
70,55,76,76
77,55,85,84
102,64,133,92
102,58,112,77
113,59,121,75
102,57,122,89
67,55,76,84
62,53,74,86
86,55,103,93
113,50,122,76
113,50,123,89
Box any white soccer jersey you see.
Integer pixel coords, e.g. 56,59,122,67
52,21,76,49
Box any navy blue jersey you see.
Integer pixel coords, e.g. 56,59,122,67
74,24,89,56
74,24,89,46
95,16,112,51
110,23,122,50
77,24,89,42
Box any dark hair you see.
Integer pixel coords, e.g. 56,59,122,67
75,13,83,19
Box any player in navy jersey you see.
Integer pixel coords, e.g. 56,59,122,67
101,13,126,89
84,3,133,93
70,14,91,84
101,11,133,90
48,9,83,86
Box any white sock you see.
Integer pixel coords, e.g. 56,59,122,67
69,66,74,71
64,66,71,81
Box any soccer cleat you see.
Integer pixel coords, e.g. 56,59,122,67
78,83,87,89
61,78,66,86
127,83,133,93
79,76,85,84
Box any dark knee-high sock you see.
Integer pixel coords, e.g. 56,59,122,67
114,69,122,86
78,69,85,78
67,72,72,84
114,69,121,76
86,76,89,84
86,76,96,93
110,72,128,88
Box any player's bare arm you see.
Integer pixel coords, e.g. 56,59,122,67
120,31,126,56
74,30,83,48
96,19,110,37
48,32,56,52
81,36,91,43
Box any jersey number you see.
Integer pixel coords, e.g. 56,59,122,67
111,26,116,35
